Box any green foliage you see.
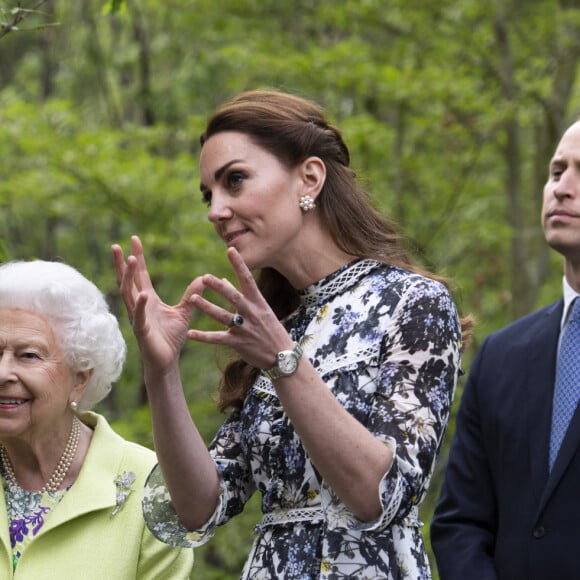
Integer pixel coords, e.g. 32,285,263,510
2,0,580,576
0,0,56,41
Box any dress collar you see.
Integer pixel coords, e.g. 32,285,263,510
298,259,381,309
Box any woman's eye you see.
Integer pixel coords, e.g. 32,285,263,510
226,172,245,189
21,352,40,360
201,190,212,206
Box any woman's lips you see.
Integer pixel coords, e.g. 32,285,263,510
224,229,248,245
0,399,28,407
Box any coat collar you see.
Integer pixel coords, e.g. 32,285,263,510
0,412,129,557
44,412,126,528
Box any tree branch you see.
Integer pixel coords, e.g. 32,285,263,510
0,0,53,40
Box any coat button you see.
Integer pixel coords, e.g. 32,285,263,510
533,526,545,539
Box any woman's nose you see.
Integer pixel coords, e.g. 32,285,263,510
207,193,233,223
0,353,15,383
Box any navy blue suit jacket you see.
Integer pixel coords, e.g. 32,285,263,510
431,300,580,580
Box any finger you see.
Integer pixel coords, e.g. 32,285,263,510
190,293,240,328
118,256,139,320
111,244,127,287
132,290,150,335
197,274,246,313
187,328,232,345
130,235,155,293
181,276,207,307
226,248,262,300
112,243,139,318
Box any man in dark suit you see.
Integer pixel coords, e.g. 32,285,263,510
431,120,580,580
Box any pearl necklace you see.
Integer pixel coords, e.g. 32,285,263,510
0,416,81,493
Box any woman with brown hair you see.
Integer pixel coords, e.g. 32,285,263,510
114,89,470,579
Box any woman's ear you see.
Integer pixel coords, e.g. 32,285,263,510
300,156,326,200
71,369,94,403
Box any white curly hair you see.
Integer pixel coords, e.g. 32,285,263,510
0,260,126,411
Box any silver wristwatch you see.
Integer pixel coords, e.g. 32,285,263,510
263,343,303,380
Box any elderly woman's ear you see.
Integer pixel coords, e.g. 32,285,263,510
71,369,94,407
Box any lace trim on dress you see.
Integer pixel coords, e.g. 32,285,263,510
253,375,277,396
257,343,380,386
299,259,381,309
259,506,324,529
316,344,380,378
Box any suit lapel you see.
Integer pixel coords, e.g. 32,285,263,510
540,303,580,507
527,301,562,506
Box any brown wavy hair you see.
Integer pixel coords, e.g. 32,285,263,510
201,89,473,411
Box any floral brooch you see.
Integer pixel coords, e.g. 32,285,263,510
112,471,136,516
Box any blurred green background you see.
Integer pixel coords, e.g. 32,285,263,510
2,0,580,577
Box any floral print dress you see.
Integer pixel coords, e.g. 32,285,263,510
1,474,67,571
143,259,463,579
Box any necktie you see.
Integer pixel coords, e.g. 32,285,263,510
549,297,580,471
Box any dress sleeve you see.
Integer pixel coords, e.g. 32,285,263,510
321,278,462,531
142,409,255,548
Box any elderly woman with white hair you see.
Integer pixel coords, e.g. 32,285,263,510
0,260,193,579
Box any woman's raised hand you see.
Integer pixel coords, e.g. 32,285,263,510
112,236,200,372
186,246,294,371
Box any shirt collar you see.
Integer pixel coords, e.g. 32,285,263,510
561,276,580,329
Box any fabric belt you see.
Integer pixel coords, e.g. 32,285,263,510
260,506,324,527
260,504,421,530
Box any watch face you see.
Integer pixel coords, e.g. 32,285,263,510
278,351,298,374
